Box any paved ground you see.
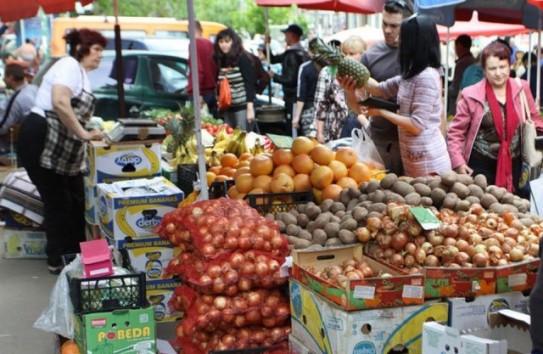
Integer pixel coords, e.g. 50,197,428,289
0,231,176,354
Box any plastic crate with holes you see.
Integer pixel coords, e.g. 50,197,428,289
176,163,198,196
209,179,235,199
244,191,313,215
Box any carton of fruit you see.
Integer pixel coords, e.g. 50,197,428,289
424,266,496,299
291,244,424,311
494,258,540,293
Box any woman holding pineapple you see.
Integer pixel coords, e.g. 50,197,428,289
340,14,451,177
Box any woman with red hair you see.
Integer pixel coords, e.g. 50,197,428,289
17,28,107,274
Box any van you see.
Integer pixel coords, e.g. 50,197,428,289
50,16,226,56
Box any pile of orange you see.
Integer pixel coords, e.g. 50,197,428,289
213,136,385,203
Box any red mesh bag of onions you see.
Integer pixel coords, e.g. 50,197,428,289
170,285,291,331
175,317,291,353
172,250,288,295
158,198,289,258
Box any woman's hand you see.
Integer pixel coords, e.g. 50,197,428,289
366,108,383,118
292,115,300,129
337,75,357,95
316,132,325,144
82,129,103,142
247,104,255,123
454,164,473,175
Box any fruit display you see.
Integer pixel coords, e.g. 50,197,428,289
309,37,370,87
158,198,291,354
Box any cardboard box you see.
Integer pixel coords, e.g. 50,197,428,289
494,259,540,293
84,176,99,225
447,292,529,333
86,141,162,184
461,334,506,354
80,239,113,278
73,306,156,354
161,159,177,186
2,226,46,259
97,177,183,242
289,334,317,354
0,169,44,225
289,279,449,354
109,236,179,282
146,278,184,323
422,321,462,354
0,209,38,228
424,266,496,298
291,245,425,310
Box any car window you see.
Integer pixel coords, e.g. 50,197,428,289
149,58,188,94
88,56,138,89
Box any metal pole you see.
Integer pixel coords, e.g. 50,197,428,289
187,0,209,200
113,0,126,118
264,7,272,105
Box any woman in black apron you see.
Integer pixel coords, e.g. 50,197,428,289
17,29,107,274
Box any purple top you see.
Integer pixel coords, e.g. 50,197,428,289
379,67,451,177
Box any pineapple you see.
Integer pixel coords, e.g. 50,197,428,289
310,38,370,88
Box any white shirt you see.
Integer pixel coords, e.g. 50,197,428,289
33,56,91,115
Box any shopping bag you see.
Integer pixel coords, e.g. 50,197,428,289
218,77,232,110
530,173,543,216
351,127,384,168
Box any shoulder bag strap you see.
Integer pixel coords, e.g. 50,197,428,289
515,77,531,123
0,89,22,129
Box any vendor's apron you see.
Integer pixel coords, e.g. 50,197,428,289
39,87,96,175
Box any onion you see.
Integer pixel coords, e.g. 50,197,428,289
207,309,221,325
366,217,382,232
245,309,261,324
441,224,459,238
404,254,415,268
488,245,504,266
230,253,245,268
238,278,252,291
527,243,540,257
377,233,393,249
202,244,216,257
405,242,417,256
213,278,226,293
213,296,227,310
428,231,444,246
389,253,405,268
240,261,255,276
455,252,470,265
414,248,427,265
456,239,470,253
265,294,281,308
246,291,262,307
355,227,371,243
252,237,264,250
225,285,238,296
271,234,284,249
224,269,239,285
343,259,357,268
407,222,422,237
442,246,459,263
261,306,273,318
424,255,439,267
391,232,409,251
484,238,501,248
510,219,524,231
360,265,374,278
421,242,433,253
509,247,525,262
472,253,489,267
383,220,397,235
238,236,252,250
469,233,483,245
198,275,213,287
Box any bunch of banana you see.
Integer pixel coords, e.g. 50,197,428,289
225,131,248,157
250,138,266,155
185,134,198,156
169,145,197,167
207,150,221,167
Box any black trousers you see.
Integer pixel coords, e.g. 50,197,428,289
17,113,86,267
468,149,524,197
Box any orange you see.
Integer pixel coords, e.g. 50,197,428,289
271,149,294,166
291,137,314,155
220,153,239,168
291,154,315,174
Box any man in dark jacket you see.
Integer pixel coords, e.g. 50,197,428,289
266,24,309,134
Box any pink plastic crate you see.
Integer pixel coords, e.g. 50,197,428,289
80,239,113,278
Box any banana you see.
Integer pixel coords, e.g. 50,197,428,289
251,138,265,155
186,135,198,156
209,151,221,166
213,138,230,150
236,131,248,156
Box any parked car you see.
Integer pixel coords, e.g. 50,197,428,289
104,37,189,59
35,50,190,119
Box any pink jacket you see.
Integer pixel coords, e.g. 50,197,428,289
447,77,543,169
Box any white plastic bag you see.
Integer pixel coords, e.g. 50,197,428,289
351,127,384,168
33,254,82,339
530,173,543,216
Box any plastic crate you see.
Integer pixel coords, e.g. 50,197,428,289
209,179,235,199
244,191,313,215
176,164,198,196
67,272,147,314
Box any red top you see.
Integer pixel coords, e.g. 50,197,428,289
187,38,218,95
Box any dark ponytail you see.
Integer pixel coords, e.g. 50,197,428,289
63,28,107,61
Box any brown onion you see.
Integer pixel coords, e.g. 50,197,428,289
424,255,439,267
472,253,489,267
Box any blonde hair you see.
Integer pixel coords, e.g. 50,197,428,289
341,35,366,55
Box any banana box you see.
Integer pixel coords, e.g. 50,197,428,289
292,245,425,311
289,279,449,354
422,322,463,354
146,278,184,323
2,225,46,259
0,209,38,228
87,140,162,185
447,292,529,333
289,335,316,354
97,177,183,242
108,236,179,282
84,176,99,225
73,306,156,354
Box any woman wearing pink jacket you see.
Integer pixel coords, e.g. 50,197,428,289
448,41,543,195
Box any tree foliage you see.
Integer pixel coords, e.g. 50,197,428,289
92,0,298,37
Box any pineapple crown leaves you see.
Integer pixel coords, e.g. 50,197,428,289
310,37,343,67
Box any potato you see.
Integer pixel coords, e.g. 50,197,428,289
368,202,387,214
391,181,416,197
457,174,474,186
348,187,362,199
468,184,484,199
487,185,506,201
480,193,499,209
370,190,386,203
330,215,341,223
335,210,346,218
421,196,433,207
347,199,359,212
520,218,535,227
324,223,340,238
296,214,310,228
283,213,298,226
339,190,352,206
340,218,358,231
442,194,458,210
338,229,356,244
314,213,332,229
312,229,328,245
455,200,471,212
352,206,369,222
368,211,383,219
450,182,470,199
331,202,346,214
359,182,369,194
428,180,447,191
465,196,480,205
500,192,515,205
380,173,398,189
264,213,275,221
430,188,447,208
297,230,313,241
473,174,488,190
366,180,381,194
320,199,334,213
275,220,286,233
325,238,344,247
384,191,405,204
360,200,373,210
286,224,301,237
404,192,422,206
296,204,307,214
440,170,458,186
305,205,321,220
289,237,313,249
399,176,414,184
413,183,432,197
358,194,369,202
306,221,317,234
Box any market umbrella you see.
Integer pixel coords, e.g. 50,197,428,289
436,13,532,40
0,0,127,118
255,0,385,14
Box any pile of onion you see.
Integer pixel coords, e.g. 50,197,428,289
307,258,393,289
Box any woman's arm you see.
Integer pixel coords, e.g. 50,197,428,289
521,80,543,132
367,108,421,135
51,85,101,141
447,91,473,172
239,54,256,123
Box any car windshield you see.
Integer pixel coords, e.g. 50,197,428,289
149,57,188,93
88,56,139,89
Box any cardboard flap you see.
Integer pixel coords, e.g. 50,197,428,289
488,309,530,331
291,244,363,269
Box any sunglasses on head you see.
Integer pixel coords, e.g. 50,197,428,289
385,0,408,9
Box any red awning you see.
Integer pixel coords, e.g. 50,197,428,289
0,0,94,22
437,16,532,41
255,0,385,14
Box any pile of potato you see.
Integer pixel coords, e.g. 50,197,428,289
270,171,542,250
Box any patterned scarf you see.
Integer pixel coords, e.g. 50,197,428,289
485,79,519,192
